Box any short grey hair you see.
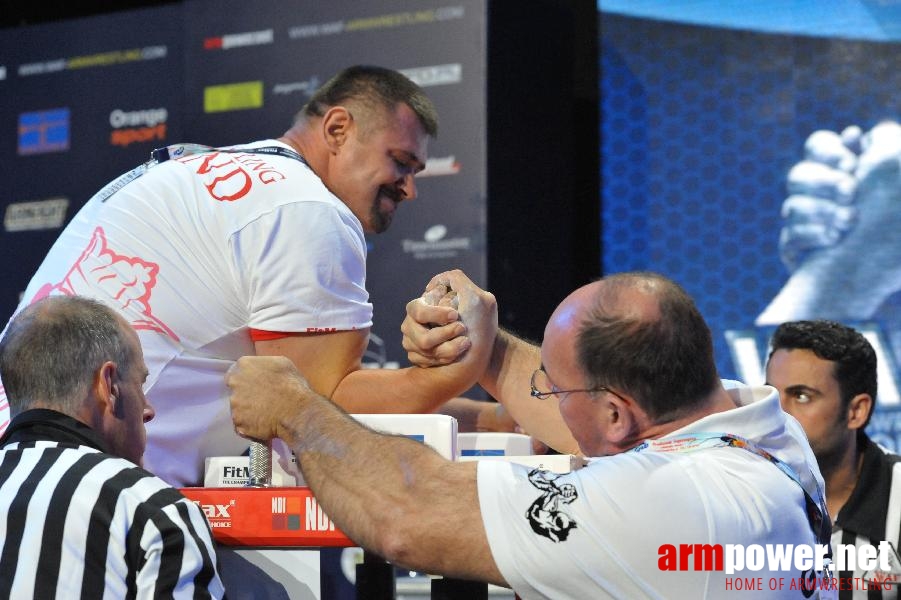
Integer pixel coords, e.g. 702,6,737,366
0,296,133,416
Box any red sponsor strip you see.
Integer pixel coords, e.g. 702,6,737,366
179,486,355,547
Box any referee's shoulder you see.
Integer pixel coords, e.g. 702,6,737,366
99,454,198,507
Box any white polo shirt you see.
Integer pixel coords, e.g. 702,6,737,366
478,383,835,599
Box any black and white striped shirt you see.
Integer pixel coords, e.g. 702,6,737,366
833,435,901,600
0,409,224,598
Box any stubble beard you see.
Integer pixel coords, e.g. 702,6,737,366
370,189,399,234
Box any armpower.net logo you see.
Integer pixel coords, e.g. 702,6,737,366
659,542,900,594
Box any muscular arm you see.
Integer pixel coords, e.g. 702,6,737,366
254,280,496,413
480,330,580,455
332,359,488,414
227,357,505,584
255,330,368,399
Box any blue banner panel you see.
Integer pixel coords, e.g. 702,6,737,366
601,12,901,449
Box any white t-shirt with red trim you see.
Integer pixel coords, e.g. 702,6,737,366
0,140,373,486
478,383,836,599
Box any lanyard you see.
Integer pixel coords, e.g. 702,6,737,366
633,432,832,546
98,143,308,204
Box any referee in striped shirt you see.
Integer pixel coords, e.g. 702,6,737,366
0,295,224,598
767,320,901,599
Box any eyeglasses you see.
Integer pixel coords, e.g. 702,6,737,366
530,367,626,401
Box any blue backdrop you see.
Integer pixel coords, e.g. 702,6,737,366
600,9,901,451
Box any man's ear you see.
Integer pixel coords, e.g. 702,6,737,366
846,393,873,431
604,394,636,445
94,361,120,416
321,106,353,153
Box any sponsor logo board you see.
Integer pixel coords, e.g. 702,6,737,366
18,108,69,155
4,198,69,232
204,81,264,113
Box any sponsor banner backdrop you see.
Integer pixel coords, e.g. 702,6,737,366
1,3,487,595
600,12,901,450
0,6,185,321
0,0,487,371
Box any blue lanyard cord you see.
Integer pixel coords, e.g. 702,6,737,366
98,143,308,204
633,432,832,546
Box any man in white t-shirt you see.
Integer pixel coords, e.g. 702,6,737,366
226,270,835,599
0,66,490,486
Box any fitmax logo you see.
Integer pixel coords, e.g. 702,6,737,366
196,501,234,519
222,466,248,479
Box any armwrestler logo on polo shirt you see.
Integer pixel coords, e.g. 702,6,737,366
30,226,178,340
526,468,578,543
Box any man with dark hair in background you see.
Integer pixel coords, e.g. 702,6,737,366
0,295,223,598
0,65,489,486
227,270,833,599
767,320,901,597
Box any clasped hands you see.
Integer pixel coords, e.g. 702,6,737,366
227,269,498,441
